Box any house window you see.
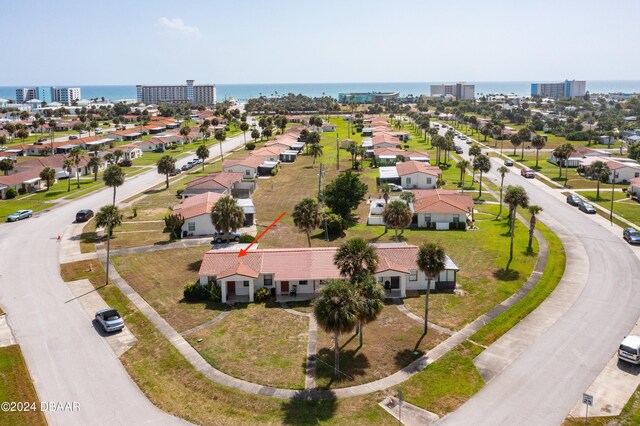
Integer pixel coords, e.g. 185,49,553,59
188,222,195,231
299,280,308,285
245,169,251,176
406,177,412,185
243,281,250,287
453,214,460,223
263,275,273,286
409,269,417,281
425,214,431,223
427,177,432,184
636,172,640,178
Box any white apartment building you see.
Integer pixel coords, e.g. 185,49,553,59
136,79,216,105
430,82,475,100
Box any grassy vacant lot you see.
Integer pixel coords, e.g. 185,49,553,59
189,303,308,389
397,203,537,331
110,247,226,333
61,255,393,425
577,190,640,227
0,345,47,426
315,301,447,389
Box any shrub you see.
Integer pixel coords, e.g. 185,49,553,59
224,126,230,131
17,188,26,195
239,233,254,243
566,131,588,141
183,282,212,301
403,144,410,149
254,287,270,303
270,167,279,176
176,188,184,197
5,188,17,199
246,142,256,150
325,213,346,236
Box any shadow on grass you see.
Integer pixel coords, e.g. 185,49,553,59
315,347,370,389
394,348,424,369
493,268,520,281
281,390,337,425
187,259,202,272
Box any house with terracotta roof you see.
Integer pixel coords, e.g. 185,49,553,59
0,169,43,198
181,172,251,198
371,133,402,149
107,128,145,142
222,155,267,178
251,145,286,162
198,243,459,302
172,192,255,237
109,144,142,161
394,161,441,189
411,189,475,230
548,145,610,167
580,157,640,183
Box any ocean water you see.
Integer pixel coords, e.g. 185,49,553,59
1,80,639,103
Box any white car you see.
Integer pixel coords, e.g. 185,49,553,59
618,335,640,364
388,183,403,191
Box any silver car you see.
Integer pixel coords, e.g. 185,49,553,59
7,209,33,222
95,308,124,333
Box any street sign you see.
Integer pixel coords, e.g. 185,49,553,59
583,393,593,406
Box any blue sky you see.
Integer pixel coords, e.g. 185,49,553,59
2,0,638,85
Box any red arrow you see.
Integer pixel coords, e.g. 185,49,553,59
238,212,286,257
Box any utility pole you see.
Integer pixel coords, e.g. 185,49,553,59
336,133,339,170
610,172,616,225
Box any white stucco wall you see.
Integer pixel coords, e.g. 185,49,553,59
401,172,437,189
223,165,256,178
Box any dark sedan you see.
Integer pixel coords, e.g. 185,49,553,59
566,194,581,206
623,228,640,244
578,202,597,214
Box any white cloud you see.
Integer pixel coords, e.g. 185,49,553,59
156,17,201,38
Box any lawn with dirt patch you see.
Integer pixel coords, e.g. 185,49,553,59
315,301,447,389
189,303,309,389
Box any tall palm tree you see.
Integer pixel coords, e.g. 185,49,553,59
156,155,176,189
313,279,360,377
527,205,543,251
586,160,610,199
416,242,446,334
292,197,322,247
504,185,529,264
69,147,84,189
88,155,101,181
95,204,123,286
497,166,509,218
382,200,413,242
552,145,567,179
196,145,210,171
214,129,226,162
39,167,56,190
473,154,491,197
353,274,385,347
334,237,379,283
510,134,522,156
456,159,470,190
531,135,546,169
179,125,191,149
210,195,245,243
63,158,73,192
560,143,576,185
308,143,323,167
239,121,249,148
103,164,125,206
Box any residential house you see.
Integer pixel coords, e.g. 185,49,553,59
580,157,640,184
628,177,640,198
371,133,403,149
172,191,255,237
322,122,336,132
0,169,43,198
411,189,475,230
107,128,145,142
251,146,285,163
181,172,249,198
222,156,265,179
198,243,459,302
109,144,143,161
548,145,611,168
395,161,442,189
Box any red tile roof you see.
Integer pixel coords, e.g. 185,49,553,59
223,155,265,169
396,161,441,177
172,192,224,219
185,172,244,192
411,189,474,214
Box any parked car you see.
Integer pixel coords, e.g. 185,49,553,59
37,137,47,143
465,139,473,144
578,201,596,214
193,158,202,164
211,231,241,244
459,135,467,141
118,159,132,167
7,210,33,222
95,129,102,134
68,135,78,140
455,146,463,154
388,183,403,191
623,228,640,244
75,209,94,222
181,164,190,171
504,160,514,167
618,335,640,365
521,168,535,178
152,147,165,153
169,169,181,176
566,194,582,206
95,308,124,333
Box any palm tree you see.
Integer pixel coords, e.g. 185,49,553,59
63,158,73,192
210,195,245,243
103,164,125,206
179,125,191,148
353,273,385,347
214,129,226,162
69,146,84,189
196,145,209,171
313,279,360,377
473,154,491,197
531,135,546,169
586,160,610,199
88,156,101,181
292,197,322,247
527,205,543,251
308,143,323,167
504,185,529,264
552,145,567,179
382,200,413,242
416,242,446,334
156,155,176,189
510,134,522,156
48,119,57,155
334,237,379,283
497,166,509,218
456,160,470,190
560,143,576,185
379,183,392,204
239,122,249,148
39,167,56,190
95,204,123,286
113,149,124,164
251,129,260,143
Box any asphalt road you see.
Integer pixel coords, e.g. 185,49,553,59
439,125,640,425
0,132,246,425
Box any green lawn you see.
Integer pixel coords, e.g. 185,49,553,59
0,345,47,426
577,191,640,227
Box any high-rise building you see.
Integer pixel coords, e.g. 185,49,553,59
531,80,586,99
136,80,217,105
338,91,399,104
15,86,80,105
430,82,475,100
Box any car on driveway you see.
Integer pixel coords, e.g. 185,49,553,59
623,228,640,244
504,160,514,167
7,210,33,222
387,183,403,191
75,209,94,222
578,201,596,214
521,168,535,178
95,308,124,333
211,231,241,244
566,194,582,206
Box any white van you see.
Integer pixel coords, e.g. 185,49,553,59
618,335,640,364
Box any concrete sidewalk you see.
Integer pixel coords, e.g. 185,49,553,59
379,396,439,426
0,314,16,347
59,221,99,264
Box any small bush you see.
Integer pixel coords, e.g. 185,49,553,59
246,142,256,150
403,144,410,149
224,126,230,131
183,282,212,301
566,131,588,141
17,187,26,195
270,167,279,176
5,188,17,199
255,287,270,303
176,188,184,197
239,233,254,243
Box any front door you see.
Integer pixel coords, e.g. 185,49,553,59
281,281,289,294
390,276,400,289
227,281,236,295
